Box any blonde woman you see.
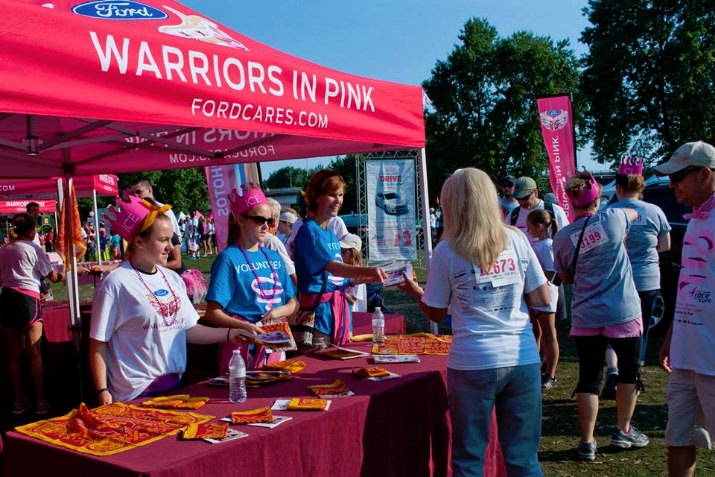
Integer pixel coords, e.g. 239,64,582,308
400,168,548,476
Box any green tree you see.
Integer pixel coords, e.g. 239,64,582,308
117,169,210,215
423,18,583,200
581,0,715,162
263,166,313,190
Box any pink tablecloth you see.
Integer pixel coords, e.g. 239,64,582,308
352,312,406,336
2,342,506,477
41,304,72,343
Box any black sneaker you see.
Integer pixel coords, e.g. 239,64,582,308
577,440,597,461
611,425,649,449
601,373,618,400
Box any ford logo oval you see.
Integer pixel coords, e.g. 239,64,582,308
547,110,561,116
72,1,169,20
154,289,169,297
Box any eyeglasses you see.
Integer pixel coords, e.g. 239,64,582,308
242,215,275,227
669,167,703,184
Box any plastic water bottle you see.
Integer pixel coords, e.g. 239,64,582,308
372,307,385,346
228,350,247,403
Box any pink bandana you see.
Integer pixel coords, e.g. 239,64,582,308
683,192,715,220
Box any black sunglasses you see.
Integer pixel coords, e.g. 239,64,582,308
515,190,534,201
669,167,703,184
242,215,275,226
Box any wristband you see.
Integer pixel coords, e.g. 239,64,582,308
227,328,232,342
96,387,109,394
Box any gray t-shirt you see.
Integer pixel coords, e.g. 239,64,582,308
608,198,671,292
553,208,641,328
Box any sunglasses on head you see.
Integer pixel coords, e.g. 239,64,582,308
669,167,703,184
242,215,275,226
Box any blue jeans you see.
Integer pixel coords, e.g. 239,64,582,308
638,289,663,365
448,364,543,477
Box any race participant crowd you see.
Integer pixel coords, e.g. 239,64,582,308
1,141,712,476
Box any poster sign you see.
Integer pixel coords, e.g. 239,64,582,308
205,163,260,252
366,160,417,261
537,95,577,220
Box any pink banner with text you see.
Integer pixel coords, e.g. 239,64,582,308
537,96,576,220
205,163,260,252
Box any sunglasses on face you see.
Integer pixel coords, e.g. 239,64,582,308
669,167,703,184
242,215,275,227
516,191,534,201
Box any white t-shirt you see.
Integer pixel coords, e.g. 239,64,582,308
160,206,181,240
90,261,200,402
531,238,558,313
421,228,546,370
512,200,570,246
347,283,368,312
286,216,348,254
671,195,715,376
0,240,53,292
263,233,296,276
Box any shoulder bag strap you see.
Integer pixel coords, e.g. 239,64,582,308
570,216,591,274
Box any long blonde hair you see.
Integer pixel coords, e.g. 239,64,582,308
441,168,509,270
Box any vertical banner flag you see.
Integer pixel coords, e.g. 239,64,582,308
205,163,261,252
366,159,417,262
56,182,86,264
537,96,577,220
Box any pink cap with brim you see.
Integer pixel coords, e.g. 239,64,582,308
654,141,715,176
566,173,601,207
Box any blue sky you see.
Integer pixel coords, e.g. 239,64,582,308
183,0,599,178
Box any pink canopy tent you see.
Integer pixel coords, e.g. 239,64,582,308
0,199,55,215
0,175,118,200
0,0,425,179
0,1,433,329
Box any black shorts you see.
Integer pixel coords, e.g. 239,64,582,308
0,288,42,330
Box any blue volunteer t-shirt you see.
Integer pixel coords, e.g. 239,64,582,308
553,208,641,328
206,243,295,323
294,217,348,335
608,198,671,292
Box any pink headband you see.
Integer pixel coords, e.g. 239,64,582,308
229,182,268,218
566,173,600,207
618,155,644,176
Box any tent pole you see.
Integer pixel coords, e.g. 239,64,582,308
93,189,102,266
416,148,437,334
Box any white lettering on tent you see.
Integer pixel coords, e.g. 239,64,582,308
222,58,246,91
136,41,162,78
267,66,283,96
324,77,339,104
188,51,211,85
363,85,375,112
163,46,187,82
89,32,129,74
248,62,266,94
300,73,317,103
347,82,361,110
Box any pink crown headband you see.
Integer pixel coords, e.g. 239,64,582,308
229,182,268,218
566,173,601,207
104,192,170,240
618,155,644,176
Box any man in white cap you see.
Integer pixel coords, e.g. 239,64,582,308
509,176,569,244
277,210,298,247
656,140,715,477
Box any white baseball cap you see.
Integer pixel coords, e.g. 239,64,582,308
279,211,297,224
654,141,715,176
339,233,362,251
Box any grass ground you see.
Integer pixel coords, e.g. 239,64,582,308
28,256,715,474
